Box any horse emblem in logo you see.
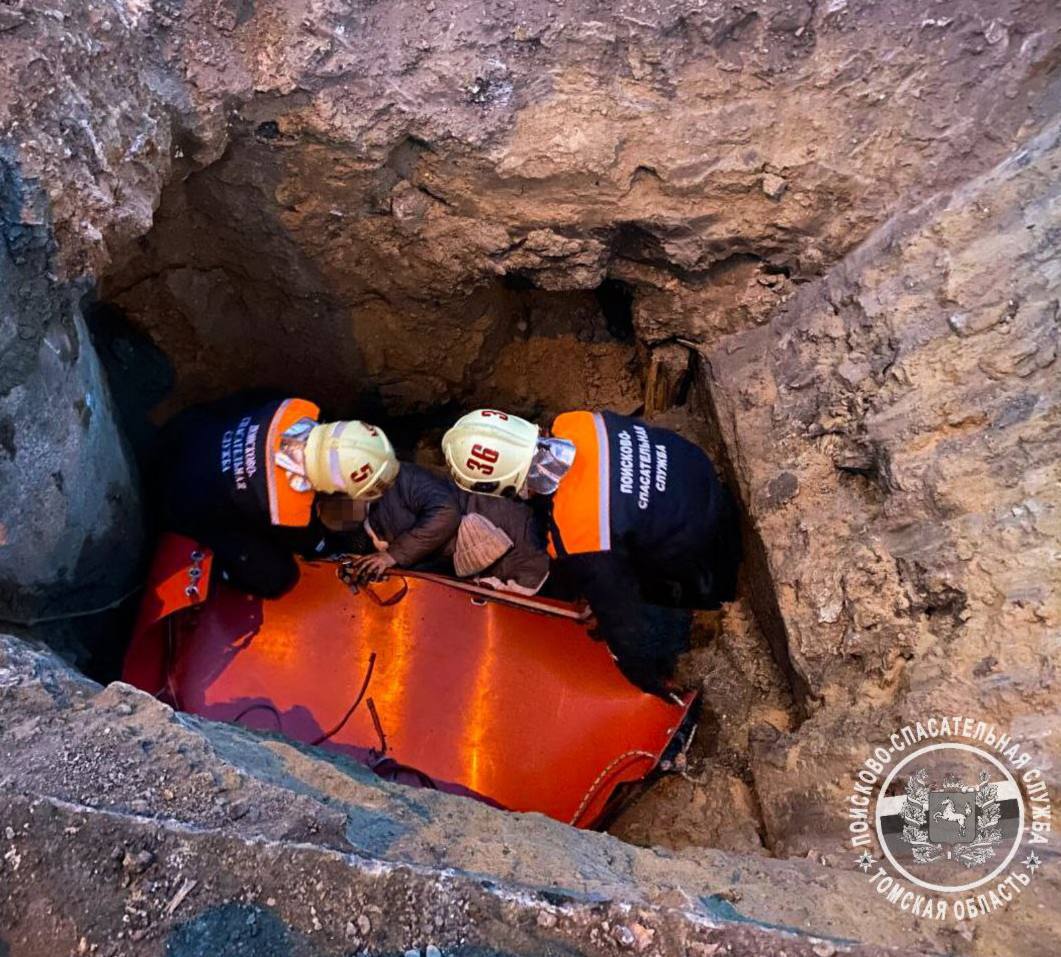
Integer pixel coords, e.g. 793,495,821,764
900,768,1002,866
930,792,974,842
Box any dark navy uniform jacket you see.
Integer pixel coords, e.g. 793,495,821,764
154,394,324,597
160,395,321,535
544,410,740,696
549,410,726,577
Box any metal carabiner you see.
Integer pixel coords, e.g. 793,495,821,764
335,559,408,606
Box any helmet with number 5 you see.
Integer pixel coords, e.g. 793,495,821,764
305,420,399,500
442,409,540,497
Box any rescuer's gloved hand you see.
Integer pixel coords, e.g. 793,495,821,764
349,551,397,583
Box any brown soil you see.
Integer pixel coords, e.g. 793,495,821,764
2,0,1059,954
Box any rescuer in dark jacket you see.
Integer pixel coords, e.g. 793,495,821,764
441,408,741,695
154,392,401,597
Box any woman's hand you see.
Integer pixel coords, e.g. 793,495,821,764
348,551,397,583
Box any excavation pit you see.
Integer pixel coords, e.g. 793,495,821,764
2,1,1059,952
78,236,792,859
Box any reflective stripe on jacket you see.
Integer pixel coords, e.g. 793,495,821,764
264,398,321,526
549,411,612,556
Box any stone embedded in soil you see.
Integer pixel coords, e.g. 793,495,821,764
760,174,788,200
122,849,155,874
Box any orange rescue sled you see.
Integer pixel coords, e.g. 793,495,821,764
123,534,695,827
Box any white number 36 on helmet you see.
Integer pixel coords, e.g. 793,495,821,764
442,409,540,497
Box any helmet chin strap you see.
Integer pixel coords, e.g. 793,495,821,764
525,437,576,496
276,417,317,491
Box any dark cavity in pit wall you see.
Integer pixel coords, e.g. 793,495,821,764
85,296,175,468
595,277,636,343
83,297,467,465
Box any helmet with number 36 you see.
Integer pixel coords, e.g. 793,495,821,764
442,409,540,497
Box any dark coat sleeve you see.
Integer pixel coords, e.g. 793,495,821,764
486,504,550,592
384,466,462,567
556,550,691,696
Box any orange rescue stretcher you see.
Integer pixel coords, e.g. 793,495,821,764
123,534,696,828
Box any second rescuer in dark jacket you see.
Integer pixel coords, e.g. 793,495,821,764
153,392,400,597
441,408,741,695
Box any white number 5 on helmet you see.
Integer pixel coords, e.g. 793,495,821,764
305,421,400,500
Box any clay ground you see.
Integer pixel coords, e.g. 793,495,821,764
1,0,1059,954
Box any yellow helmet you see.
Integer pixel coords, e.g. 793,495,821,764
304,421,399,500
442,409,540,497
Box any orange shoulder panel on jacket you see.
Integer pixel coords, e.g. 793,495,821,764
266,398,320,527
549,411,612,556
